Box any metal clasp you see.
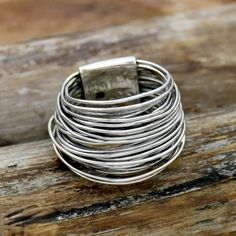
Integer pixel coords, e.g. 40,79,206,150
79,56,139,102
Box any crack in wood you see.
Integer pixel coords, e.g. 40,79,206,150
4,161,235,226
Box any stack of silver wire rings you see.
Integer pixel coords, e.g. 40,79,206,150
48,58,185,185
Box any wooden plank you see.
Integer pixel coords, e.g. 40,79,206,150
0,105,236,234
0,0,233,44
3,181,235,236
0,4,236,146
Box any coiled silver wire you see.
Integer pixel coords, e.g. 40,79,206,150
48,59,185,185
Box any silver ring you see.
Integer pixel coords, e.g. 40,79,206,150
48,57,186,185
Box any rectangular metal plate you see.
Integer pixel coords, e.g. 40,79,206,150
79,56,139,103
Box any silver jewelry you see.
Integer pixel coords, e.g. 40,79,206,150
48,56,185,185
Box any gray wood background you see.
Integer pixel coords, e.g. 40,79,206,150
0,1,235,235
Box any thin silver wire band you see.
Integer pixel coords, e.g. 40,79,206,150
48,59,186,185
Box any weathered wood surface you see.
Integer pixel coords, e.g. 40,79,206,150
0,105,236,235
0,0,233,44
0,3,236,236
0,4,236,146
3,181,235,235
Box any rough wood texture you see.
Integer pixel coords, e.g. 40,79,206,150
1,106,236,235
0,0,233,44
0,3,236,236
0,4,236,146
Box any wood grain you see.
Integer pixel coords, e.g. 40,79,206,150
0,4,236,146
0,105,236,235
0,0,233,44
3,181,235,236
0,3,236,235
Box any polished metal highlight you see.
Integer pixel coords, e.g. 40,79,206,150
48,57,186,185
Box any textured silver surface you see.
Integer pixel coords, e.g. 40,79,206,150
79,56,139,103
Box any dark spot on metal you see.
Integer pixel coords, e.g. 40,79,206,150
95,91,105,99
